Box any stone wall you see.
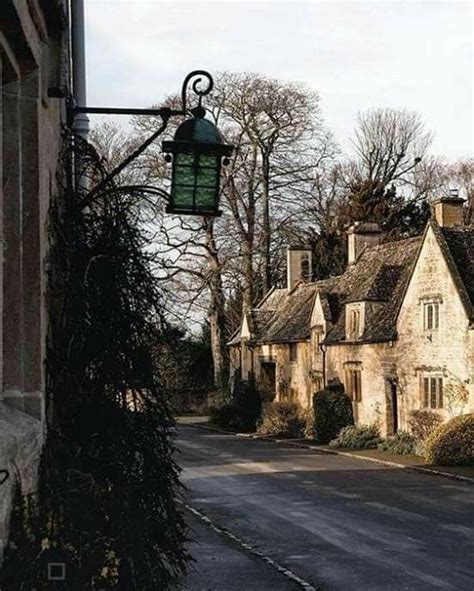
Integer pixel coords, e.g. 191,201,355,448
396,224,474,425
0,0,69,561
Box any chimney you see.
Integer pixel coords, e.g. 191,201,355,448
287,245,312,291
433,190,465,228
347,222,382,265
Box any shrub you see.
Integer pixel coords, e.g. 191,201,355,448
311,383,354,444
209,380,262,432
209,403,240,430
409,410,443,443
257,402,306,438
330,424,381,449
424,414,474,466
378,431,416,455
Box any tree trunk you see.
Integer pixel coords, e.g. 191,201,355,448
204,219,229,391
261,153,272,294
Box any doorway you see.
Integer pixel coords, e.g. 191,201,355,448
260,362,276,402
387,379,398,434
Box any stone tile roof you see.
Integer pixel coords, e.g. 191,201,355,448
229,222,474,346
230,235,422,346
436,224,474,320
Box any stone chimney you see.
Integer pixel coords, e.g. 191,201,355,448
347,222,382,265
287,245,312,291
432,190,465,228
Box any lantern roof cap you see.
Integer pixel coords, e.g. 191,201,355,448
174,115,224,145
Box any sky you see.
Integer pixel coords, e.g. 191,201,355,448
85,0,473,161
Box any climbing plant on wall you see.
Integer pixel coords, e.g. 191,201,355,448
0,129,189,590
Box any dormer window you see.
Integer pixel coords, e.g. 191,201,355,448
349,309,360,338
346,303,364,340
423,302,439,330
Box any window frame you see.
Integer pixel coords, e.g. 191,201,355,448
345,368,362,402
421,375,443,409
289,342,298,363
423,302,440,331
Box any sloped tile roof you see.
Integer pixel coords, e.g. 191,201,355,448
436,225,474,320
230,223,474,347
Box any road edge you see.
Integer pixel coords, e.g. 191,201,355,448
183,503,319,591
179,421,474,485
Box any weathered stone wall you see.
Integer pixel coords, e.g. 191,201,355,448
0,0,69,560
396,225,474,426
325,341,396,435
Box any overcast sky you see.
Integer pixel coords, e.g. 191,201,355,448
85,0,473,160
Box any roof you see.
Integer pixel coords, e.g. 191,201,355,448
229,222,474,347
435,224,474,320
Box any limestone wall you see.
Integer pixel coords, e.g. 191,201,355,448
0,0,69,561
396,225,473,426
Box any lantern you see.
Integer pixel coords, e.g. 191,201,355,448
162,107,233,216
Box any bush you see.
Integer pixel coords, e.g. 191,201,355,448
257,402,306,438
378,431,416,455
209,380,262,432
310,383,354,444
409,410,443,442
424,414,474,466
209,403,240,430
330,424,381,449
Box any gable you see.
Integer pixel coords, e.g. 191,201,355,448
398,224,469,329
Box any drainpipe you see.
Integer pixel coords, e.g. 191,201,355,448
319,343,327,387
71,0,90,138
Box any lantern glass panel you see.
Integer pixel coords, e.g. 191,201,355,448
195,188,216,208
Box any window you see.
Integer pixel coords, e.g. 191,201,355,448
289,342,298,363
423,302,439,330
349,309,361,339
422,376,443,409
345,369,362,402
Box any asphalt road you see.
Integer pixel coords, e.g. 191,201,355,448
178,425,474,591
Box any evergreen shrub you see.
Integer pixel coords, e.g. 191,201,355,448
310,383,354,443
424,414,474,466
209,380,262,432
330,424,381,449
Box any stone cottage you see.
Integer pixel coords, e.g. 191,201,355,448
229,195,474,435
0,0,76,559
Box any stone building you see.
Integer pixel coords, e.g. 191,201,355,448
0,0,72,558
229,196,474,435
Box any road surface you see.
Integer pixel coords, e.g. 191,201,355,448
178,425,474,591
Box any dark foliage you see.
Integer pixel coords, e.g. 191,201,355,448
311,383,354,444
0,131,188,589
157,325,213,414
209,378,262,432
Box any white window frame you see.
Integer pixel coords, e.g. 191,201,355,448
423,302,439,331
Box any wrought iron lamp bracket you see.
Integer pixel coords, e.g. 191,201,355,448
67,70,216,207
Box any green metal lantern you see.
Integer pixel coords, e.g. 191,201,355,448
162,108,233,216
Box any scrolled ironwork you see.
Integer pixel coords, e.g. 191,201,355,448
180,70,214,114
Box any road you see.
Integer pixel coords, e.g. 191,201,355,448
178,425,474,591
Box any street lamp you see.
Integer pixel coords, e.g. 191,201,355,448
72,70,233,216
163,107,232,216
